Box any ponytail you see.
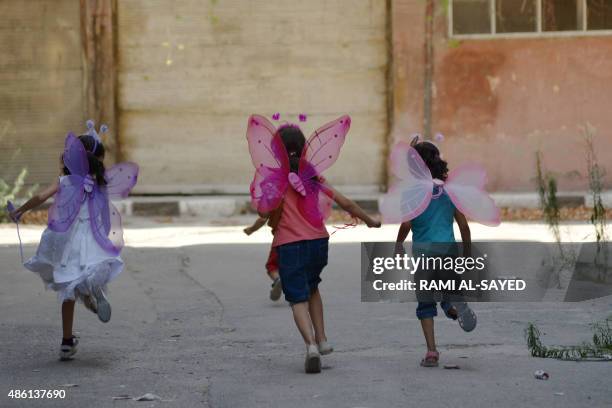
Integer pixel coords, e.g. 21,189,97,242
413,141,448,181
87,151,107,185
278,125,305,173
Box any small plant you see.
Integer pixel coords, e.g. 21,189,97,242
535,151,575,287
525,317,612,361
536,151,562,244
0,168,36,223
583,124,609,281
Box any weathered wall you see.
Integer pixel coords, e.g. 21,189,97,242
390,0,425,142
0,0,84,187
117,0,389,194
392,0,612,192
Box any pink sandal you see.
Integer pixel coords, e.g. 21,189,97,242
420,350,439,367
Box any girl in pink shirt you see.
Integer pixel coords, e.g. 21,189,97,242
259,124,380,373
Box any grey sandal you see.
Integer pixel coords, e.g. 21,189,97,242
451,302,477,332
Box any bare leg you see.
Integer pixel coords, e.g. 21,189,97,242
420,318,436,352
290,302,316,345
308,289,327,343
62,300,76,339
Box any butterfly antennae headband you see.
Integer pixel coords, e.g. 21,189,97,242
85,119,108,153
271,112,308,127
410,132,445,148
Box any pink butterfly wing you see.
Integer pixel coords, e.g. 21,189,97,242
63,133,89,177
299,115,350,179
444,163,501,226
105,162,139,199
250,166,290,214
246,115,289,170
296,174,334,227
380,143,434,223
246,115,290,212
88,186,123,256
292,116,350,225
47,175,86,232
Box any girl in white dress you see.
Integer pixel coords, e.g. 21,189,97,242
9,122,138,360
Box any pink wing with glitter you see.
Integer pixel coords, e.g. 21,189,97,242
296,115,351,227
444,163,501,226
246,115,290,213
379,142,434,223
48,133,88,232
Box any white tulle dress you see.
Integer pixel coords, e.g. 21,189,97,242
24,200,124,303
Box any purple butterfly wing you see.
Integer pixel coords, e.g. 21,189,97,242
48,175,86,232
63,133,89,177
106,202,125,251
106,162,139,199
88,186,123,256
246,115,290,213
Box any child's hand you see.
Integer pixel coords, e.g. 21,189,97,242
243,227,253,236
9,210,21,222
366,218,381,228
394,242,406,257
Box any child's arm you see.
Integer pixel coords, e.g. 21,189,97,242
244,216,268,236
9,180,59,221
328,187,381,228
454,209,471,257
396,221,412,242
267,206,282,231
395,221,411,254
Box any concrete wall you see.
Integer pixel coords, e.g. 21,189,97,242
117,0,389,194
0,0,84,187
4,1,608,195
391,0,612,192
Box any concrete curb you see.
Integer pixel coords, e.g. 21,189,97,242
115,191,612,218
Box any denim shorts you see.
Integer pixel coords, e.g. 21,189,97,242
277,238,329,304
416,301,454,320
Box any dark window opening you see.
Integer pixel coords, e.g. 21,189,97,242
543,0,579,31
453,0,491,34
588,0,612,29
496,0,537,33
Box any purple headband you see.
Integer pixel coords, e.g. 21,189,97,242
85,119,108,153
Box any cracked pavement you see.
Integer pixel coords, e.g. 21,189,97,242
1,220,611,407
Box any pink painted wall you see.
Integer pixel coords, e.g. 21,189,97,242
391,0,612,192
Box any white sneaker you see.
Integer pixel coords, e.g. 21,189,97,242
93,287,111,323
59,337,79,360
304,344,321,374
318,340,334,355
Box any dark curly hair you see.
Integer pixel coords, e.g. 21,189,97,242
413,141,448,181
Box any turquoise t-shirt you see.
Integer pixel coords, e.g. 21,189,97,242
411,186,456,244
